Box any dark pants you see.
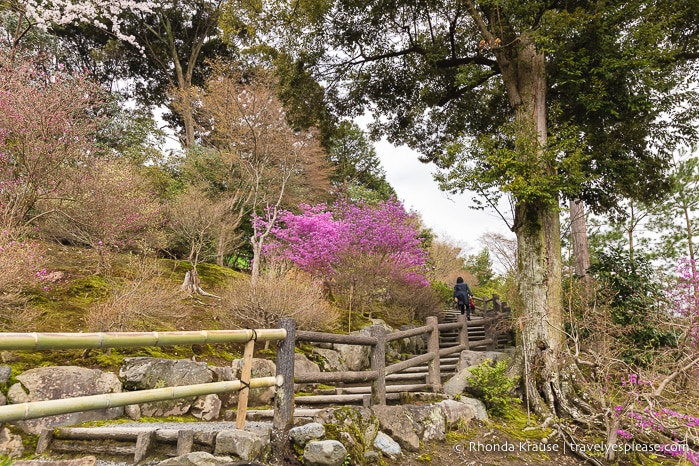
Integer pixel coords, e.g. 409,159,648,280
458,302,470,319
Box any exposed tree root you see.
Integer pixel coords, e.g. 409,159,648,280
181,270,222,299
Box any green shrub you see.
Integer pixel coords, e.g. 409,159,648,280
467,359,520,415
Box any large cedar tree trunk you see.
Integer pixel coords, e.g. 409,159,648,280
500,36,590,419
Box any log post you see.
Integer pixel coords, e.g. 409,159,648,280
426,316,441,392
272,318,296,463
369,324,386,405
457,314,469,369
492,294,501,312
485,317,497,351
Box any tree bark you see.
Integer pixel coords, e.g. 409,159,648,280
570,199,591,278
501,36,585,419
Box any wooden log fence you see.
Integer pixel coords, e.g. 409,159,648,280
0,294,510,462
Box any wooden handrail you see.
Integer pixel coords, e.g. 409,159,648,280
0,297,510,462
296,330,377,346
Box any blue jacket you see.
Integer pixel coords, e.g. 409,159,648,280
453,282,473,304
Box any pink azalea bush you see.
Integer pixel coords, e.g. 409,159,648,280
261,198,429,287
611,373,698,465
605,259,699,464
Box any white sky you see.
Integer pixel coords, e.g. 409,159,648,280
373,139,515,255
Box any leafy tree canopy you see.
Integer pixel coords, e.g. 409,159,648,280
260,0,699,215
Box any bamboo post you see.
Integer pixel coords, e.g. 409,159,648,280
369,324,386,405
235,338,255,430
0,329,286,351
272,318,296,462
426,316,441,392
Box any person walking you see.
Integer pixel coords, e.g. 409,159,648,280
453,276,474,320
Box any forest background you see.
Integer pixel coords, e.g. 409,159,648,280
1,0,699,464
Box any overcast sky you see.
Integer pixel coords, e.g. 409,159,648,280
373,139,515,255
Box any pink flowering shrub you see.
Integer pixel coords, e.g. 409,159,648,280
264,198,428,283
0,231,49,329
597,260,699,464
0,232,45,290
260,198,435,319
0,52,106,230
609,372,699,465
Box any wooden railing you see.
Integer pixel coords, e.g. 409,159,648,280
272,304,510,444
0,295,510,460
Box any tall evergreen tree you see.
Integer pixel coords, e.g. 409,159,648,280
254,0,699,419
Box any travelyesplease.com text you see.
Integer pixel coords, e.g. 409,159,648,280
453,441,688,456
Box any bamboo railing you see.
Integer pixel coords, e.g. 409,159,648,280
0,329,286,429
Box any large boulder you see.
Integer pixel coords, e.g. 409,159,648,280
442,367,473,396
455,397,488,421
303,440,347,466
0,426,24,458
406,405,446,442
372,405,420,451
332,326,374,371
213,429,268,462
457,350,511,370
157,452,234,466
392,326,428,356
289,422,326,448
373,431,401,459
295,353,321,391
119,357,212,417
310,348,348,373
315,407,380,463
7,366,122,434
190,394,221,421
0,365,11,385
208,365,237,408
439,398,488,426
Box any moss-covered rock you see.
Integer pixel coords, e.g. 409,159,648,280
315,406,380,466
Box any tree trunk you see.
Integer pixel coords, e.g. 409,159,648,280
181,268,202,294
570,199,591,278
516,200,566,416
501,36,589,419
251,241,262,287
